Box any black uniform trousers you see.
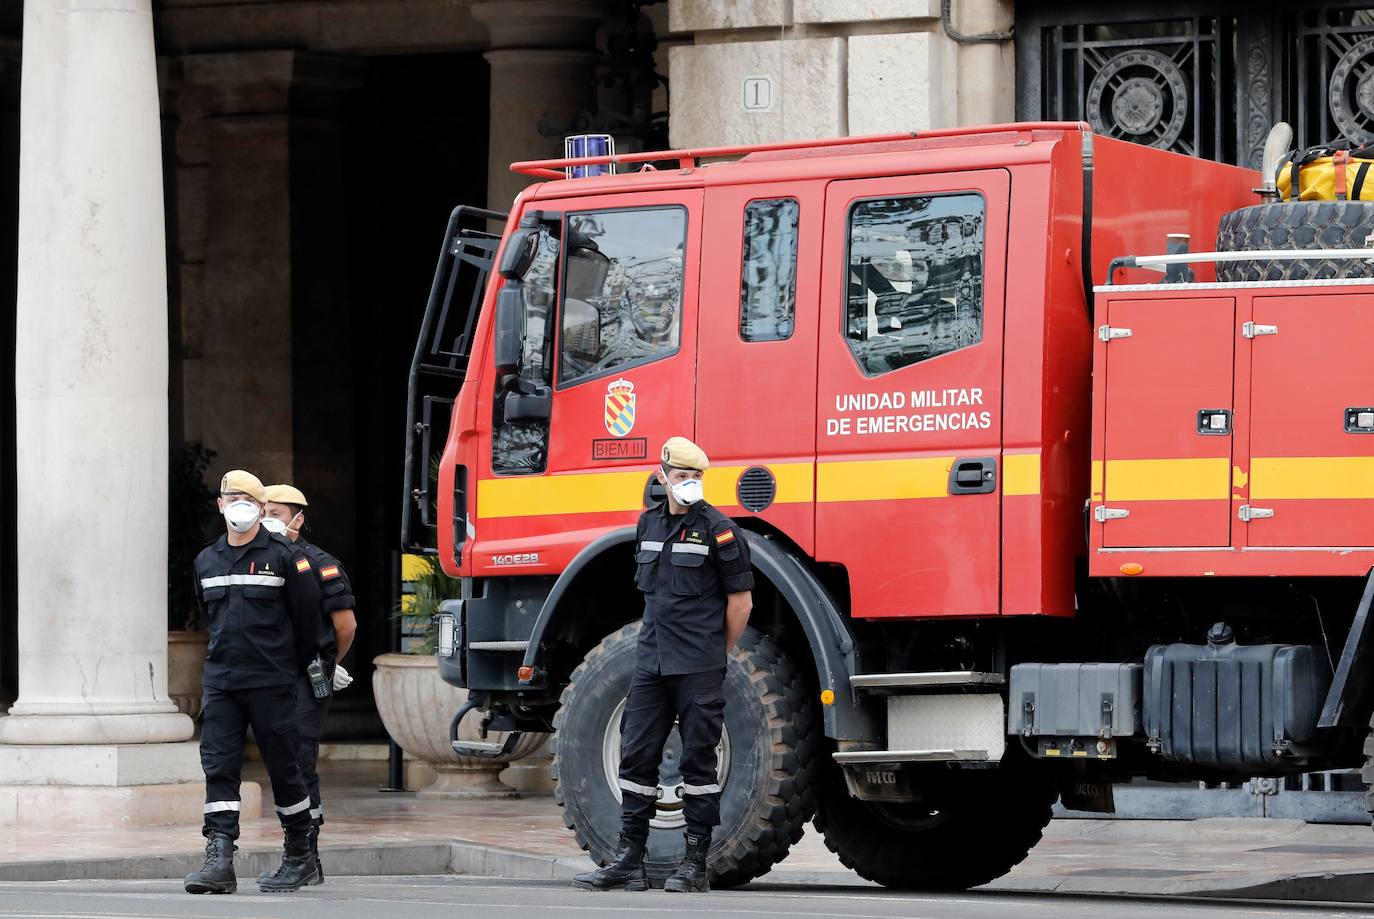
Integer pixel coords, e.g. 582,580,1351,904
200,684,313,840
293,677,332,826
617,665,726,840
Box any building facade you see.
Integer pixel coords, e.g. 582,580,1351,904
0,0,1372,822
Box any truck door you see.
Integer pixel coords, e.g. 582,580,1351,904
814,171,1009,618
475,190,703,573
1247,292,1374,547
1096,297,1236,548
695,183,822,553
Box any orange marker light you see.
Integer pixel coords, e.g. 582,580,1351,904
820,689,836,705
517,666,534,682
1119,563,1144,576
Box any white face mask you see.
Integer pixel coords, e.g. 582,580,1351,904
223,500,260,534
260,516,288,536
261,511,301,537
669,478,704,506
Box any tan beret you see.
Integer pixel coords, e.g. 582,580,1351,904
264,484,309,507
219,469,266,503
661,436,709,472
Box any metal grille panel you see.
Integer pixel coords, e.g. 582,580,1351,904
1018,5,1374,169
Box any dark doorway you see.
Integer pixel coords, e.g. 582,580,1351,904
333,52,489,737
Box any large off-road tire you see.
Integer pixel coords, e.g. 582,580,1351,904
814,752,1057,890
1215,200,1374,282
552,623,818,888
1361,709,1374,819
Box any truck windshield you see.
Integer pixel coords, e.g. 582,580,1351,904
557,206,687,386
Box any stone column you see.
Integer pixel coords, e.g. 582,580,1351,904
0,0,203,826
473,0,609,211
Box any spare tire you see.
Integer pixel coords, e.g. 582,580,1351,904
1215,200,1374,282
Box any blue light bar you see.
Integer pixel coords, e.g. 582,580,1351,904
564,134,615,178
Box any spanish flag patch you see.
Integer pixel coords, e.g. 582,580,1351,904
295,557,312,574
320,565,341,580
715,530,736,546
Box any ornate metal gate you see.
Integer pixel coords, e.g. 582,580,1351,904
1017,3,1374,168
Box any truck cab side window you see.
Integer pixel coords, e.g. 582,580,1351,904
740,198,799,342
492,230,558,474
845,193,985,375
558,206,686,386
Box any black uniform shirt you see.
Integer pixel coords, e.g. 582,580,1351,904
195,527,323,691
297,539,355,666
634,499,753,676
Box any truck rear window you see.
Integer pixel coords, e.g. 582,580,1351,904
740,198,799,342
558,206,687,386
845,192,985,375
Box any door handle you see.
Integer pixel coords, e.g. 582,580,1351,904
949,457,997,495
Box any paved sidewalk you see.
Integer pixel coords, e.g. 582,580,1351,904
4,758,1374,902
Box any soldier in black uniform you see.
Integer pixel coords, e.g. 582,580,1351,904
183,470,324,895
261,483,358,885
573,437,754,894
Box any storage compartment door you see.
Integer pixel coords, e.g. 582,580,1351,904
1099,297,1235,548
1248,293,1374,547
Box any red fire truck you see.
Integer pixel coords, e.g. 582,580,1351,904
402,122,1374,890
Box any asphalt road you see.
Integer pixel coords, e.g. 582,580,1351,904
0,877,1372,919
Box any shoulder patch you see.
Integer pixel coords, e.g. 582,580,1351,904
715,529,736,546
295,557,312,574
320,564,341,580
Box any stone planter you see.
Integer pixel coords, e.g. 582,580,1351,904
167,630,210,720
372,653,546,798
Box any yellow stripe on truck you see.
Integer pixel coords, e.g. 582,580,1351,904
1250,457,1374,500
816,457,954,503
478,470,647,519
1002,453,1040,497
1103,457,1230,502
478,462,816,520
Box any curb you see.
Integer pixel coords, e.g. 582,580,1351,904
0,841,595,885
0,838,1370,902
1191,871,1374,904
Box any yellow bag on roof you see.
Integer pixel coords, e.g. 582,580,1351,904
1276,145,1374,202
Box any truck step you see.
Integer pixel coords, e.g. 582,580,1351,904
849,671,1004,692
833,748,992,764
466,640,530,652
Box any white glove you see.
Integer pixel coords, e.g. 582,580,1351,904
332,664,353,691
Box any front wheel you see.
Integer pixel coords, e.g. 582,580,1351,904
814,754,1057,890
552,622,819,887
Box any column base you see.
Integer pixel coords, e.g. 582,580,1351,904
0,741,203,786
500,751,555,796
412,762,518,800
0,711,194,745
0,780,262,828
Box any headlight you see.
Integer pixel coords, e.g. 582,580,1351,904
436,612,458,658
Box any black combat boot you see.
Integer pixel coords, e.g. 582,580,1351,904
258,827,319,892
184,833,237,895
310,821,325,886
257,823,323,885
663,832,710,893
571,835,650,891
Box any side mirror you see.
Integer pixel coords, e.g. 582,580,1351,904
503,385,552,422
499,228,540,279
493,282,524,374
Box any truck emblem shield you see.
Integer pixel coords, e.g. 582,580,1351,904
604,378,636,436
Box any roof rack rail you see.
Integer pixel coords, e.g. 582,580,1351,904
509,121,1093,179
